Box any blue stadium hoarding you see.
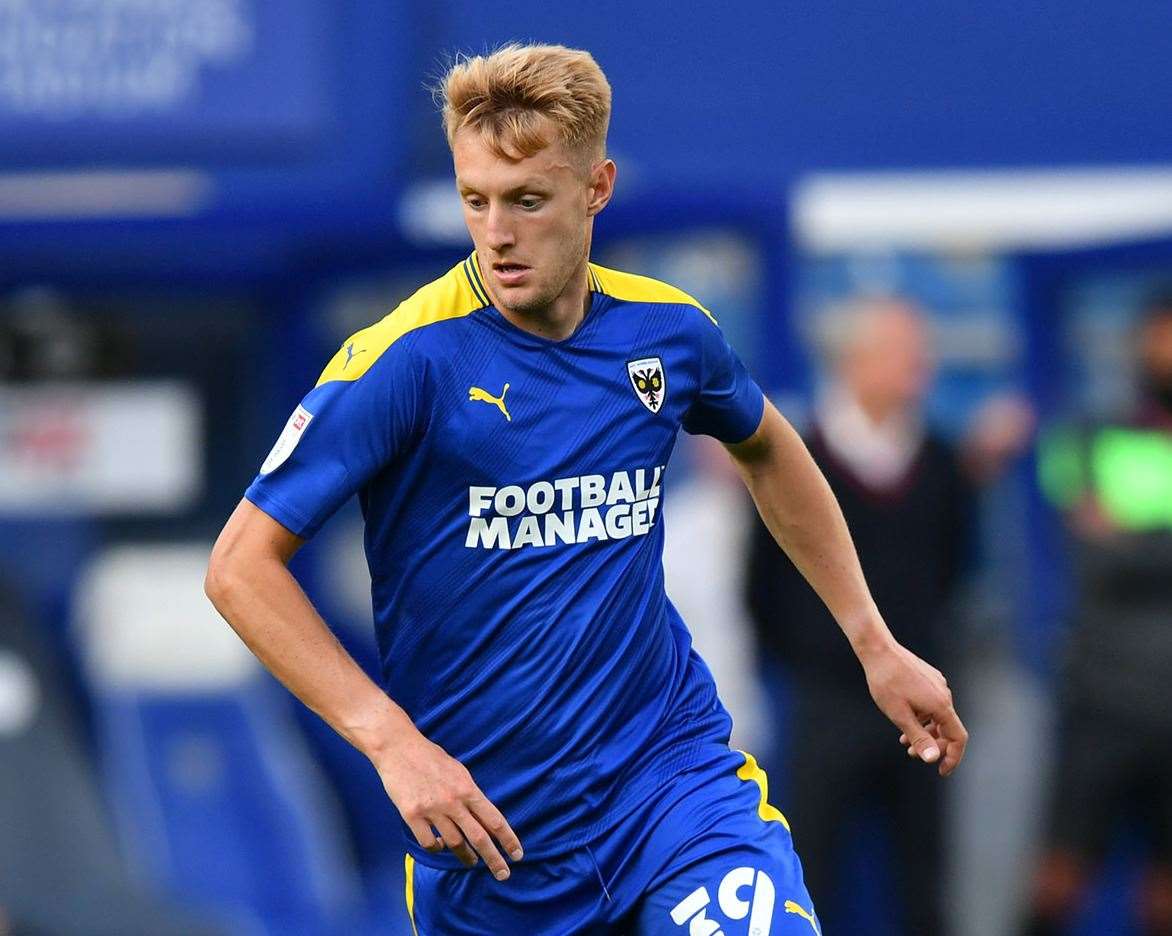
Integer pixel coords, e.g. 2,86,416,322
0,0,330,166
0,0,415,280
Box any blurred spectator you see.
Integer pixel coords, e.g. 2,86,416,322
746,297,1032,935
1022,293,1172,936
0,578,226,936
0,288,110,382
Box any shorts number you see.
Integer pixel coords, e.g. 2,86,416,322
669,867,776,936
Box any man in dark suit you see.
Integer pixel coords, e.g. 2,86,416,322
748,298,1030,935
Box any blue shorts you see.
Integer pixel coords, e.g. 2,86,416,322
405,751,820,935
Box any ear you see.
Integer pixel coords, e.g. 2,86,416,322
586,159,616,217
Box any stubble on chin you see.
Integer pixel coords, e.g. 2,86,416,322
503,288,555,318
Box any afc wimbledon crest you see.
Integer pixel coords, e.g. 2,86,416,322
627,357,666,413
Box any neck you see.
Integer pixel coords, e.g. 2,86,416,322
495,262,593,342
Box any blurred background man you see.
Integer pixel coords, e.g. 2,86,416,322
746,297,1032,935
1023,294,1172,936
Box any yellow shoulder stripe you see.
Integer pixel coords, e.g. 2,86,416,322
588,262,718,326
316,255,489,387
736,750,791,832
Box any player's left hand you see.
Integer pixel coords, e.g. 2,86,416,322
859,638,968,776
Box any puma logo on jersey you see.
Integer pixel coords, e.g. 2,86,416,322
469,383,511,421
783,901,819,934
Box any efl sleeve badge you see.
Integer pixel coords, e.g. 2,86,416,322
259,404,313,475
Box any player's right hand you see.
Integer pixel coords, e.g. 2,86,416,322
369,730,523,880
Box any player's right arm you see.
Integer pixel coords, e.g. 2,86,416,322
206,321,522,878
205,499,523,879
206,498,523,878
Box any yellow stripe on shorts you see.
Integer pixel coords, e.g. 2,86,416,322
736,749,791,832
404,853,418,936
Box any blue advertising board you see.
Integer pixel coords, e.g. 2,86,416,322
0,1,335,166
0,1,416,279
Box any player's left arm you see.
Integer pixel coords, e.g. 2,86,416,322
725,398,968,776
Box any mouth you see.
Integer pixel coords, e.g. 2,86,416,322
491,261,530,286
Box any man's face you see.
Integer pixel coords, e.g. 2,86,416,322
844,303,935,414
453,128,609,317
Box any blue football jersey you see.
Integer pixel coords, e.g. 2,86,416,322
245,254,766,864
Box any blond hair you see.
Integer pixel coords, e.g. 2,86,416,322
438,43,611,163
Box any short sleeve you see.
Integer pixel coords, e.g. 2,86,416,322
244,343,423,539
683,316,765,444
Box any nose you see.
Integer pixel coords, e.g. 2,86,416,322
484,203,515,252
